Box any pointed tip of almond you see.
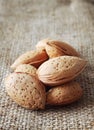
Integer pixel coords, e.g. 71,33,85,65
10,64,16,70
78,57,87,68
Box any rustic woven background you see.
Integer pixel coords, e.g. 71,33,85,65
0,0,94,129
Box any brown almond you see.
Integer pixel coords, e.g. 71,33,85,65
15,64,37,76
5,73,46,110
46,81,83,105
11,50,48,70
37,56,86,86
36,39,80,58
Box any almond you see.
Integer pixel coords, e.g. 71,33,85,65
36,39,80,58
15,64,37,76
11,50,48,70
46,81,83,105
5,73,46,110
36,38,50,51
37,56,86,86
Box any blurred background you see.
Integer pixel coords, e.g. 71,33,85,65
0,0,94,130
0,0,94,50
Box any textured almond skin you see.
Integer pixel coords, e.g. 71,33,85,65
46,81,83,105
11,50,48,70
36,39,80,58
15,64,37,76
36,38,50,51
5,73,46,110
37,56,86,86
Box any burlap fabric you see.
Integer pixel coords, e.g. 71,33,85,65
0,0,94,129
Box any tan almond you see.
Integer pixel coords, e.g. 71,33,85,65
37,56,86,86
36,39,80,58
5,73,46,110
11,50,48,70
36,38,50,51
46,81,83,106
15,64,37,76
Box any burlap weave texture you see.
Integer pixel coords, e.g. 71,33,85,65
0,0,94,129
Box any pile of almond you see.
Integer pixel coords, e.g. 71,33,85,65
5,39,87,110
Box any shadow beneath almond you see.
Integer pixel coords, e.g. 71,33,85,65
44,96,94,112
